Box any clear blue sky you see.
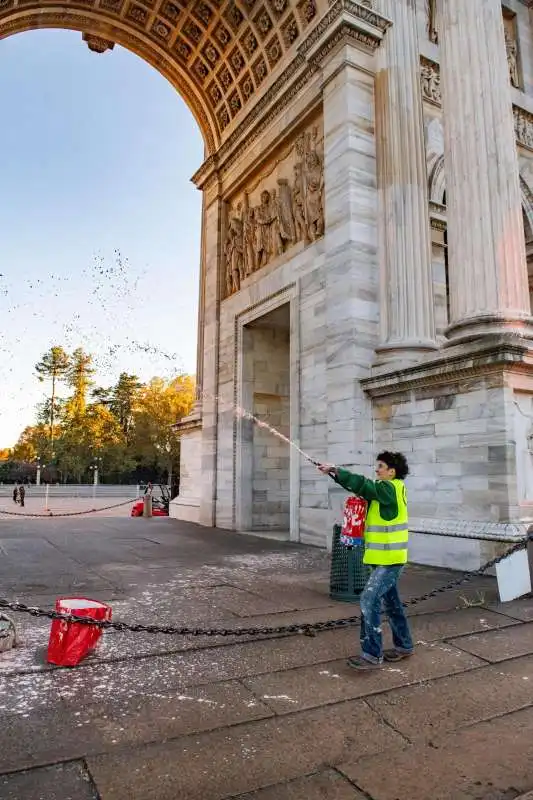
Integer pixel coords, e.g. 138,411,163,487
0,29,204,447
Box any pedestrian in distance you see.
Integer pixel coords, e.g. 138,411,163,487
12,484,18,504
18,484,25,508
318,452,414,670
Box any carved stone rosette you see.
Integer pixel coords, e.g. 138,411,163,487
223,121,324,297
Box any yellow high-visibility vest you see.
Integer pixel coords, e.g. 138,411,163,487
364,479,408,566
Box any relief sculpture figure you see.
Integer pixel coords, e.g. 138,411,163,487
254,190,277,270
224,202,244,295
224,124,325,295
305,149,324,241
243,196,256,278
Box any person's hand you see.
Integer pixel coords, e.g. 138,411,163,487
318,463,336,475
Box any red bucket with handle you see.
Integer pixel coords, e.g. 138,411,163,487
47,597,112,667
341,496,367,547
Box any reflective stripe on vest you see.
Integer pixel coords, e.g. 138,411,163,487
363,479,408,566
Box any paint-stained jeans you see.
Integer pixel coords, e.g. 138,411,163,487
359,565,413,663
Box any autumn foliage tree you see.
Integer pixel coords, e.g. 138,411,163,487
9,346,195,483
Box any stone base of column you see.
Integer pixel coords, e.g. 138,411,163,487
169,414,202,524
361,336,533,571
374,338,439,366
445,312,533,345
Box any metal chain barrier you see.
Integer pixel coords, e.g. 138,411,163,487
0,538,528,640
0,497,140,518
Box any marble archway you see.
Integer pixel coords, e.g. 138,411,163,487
0,0,393,532
0,0,327,154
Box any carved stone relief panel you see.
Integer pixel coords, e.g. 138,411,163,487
420,57,441,106
515,107,533,151
503,9,521,90
223,117,324,297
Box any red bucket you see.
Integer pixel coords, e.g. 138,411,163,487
341,496,367,547
47,597,112,667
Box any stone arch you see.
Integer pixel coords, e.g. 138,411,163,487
0,0,323,155
428,154,446,205
521,173,533,241
428,154,533,228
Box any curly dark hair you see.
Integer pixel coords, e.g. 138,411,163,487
376,451,409,480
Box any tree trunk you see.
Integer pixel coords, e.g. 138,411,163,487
50,373,56,450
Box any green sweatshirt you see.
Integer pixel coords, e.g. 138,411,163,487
333,467,399,522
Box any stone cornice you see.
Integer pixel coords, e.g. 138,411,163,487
361,336,533,397
172,412,202,434
192,0,391,189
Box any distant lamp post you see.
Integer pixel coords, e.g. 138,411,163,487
35,457,41,486
90,457,102,499
166,442,172,489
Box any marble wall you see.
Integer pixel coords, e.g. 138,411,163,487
175,0,533,571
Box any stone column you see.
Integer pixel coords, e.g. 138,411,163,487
198,191,223,527
437,0,532,341
374,0,438,361
192,191,206,415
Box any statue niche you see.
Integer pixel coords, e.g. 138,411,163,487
223,124,324,297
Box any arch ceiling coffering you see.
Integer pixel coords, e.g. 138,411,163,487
0,0,320,153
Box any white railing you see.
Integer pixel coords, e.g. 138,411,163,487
0,484,141,498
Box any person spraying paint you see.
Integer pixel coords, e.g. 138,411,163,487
318,452,414,671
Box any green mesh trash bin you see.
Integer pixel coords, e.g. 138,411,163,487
329,524,371,602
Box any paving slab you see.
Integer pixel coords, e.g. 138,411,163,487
484,597,533,622
0,762,98,800
242,642,484,713
366,654,533,740
231,769,366,799
87,699,404,800
448,621,533,662
0,628,358,717
340,706,533,800
0,680,272,773
200,585,298,616
407,607,519,642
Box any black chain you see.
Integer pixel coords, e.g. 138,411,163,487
0,539,528,640
0,497,140,518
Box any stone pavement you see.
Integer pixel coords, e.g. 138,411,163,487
0,516,532,800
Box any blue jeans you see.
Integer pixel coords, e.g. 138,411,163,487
359,565,413,663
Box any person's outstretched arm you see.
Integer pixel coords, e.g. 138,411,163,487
318,464,397,507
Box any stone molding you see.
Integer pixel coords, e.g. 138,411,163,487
361,336,533,397
192,0,391,188
172,412,203,434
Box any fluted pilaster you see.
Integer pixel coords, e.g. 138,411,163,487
438,0,532,340
375,0,437,361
